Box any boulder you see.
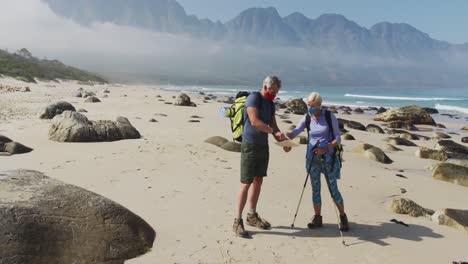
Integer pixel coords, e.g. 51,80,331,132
433,132,451,140
85,96,101,103
374,105,436,125
175,93,196,107
39,101,76,119
0,170,155,264
286,98,307,115
220,142,241,153
435,140,468,156
0,135,13,145
204,136,229,147
352,144,392,164
389,198,434,217
462,137,468,144
49,111,141,142
353,108,364,113
338,118,366,131
376,107,387,114
416,147,448,162
432,209,468,235
385,137,418,147
366,124,385,134
1,142,33,155
343,134,355,140
423,107,439,114
385,144,402,151
387,121,418,131
432,163,468,187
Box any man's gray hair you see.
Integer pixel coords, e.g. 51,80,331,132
263,75,282,89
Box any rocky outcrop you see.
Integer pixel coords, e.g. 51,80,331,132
389,198,434,217
286,98,307,115
49,111,141,142
204,136,229,147
366,124,385,134
175,93,196,107
338,118,366,131
385,137,418,147
432,163,468,187
0,170,156,264
416,147,448,161
435,140,468,157
374,105,436,125
351,143,393,164
432,209,468,235
39,101,76,119
0,135,33,155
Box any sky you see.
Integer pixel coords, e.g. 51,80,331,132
177,0,468,44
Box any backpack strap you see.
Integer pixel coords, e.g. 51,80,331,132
305,114,311,140
324,110,343,168
325,110,334,139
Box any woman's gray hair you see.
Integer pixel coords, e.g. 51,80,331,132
305,92,322,106
263,75,282,89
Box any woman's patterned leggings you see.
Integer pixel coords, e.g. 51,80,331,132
306,155,344,205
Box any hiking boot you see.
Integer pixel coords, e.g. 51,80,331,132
307,215,323,229
233,218,249,238
339,214,349,232
246,212,271,229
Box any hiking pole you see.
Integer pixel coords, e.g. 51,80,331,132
322,157,347,246
291,143,317,228
290,171,310,228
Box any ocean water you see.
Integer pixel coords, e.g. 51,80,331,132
161,85,468,119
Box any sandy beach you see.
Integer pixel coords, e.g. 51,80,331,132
1,77,467,264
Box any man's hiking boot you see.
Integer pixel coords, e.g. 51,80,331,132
246,212,271,229
307,215,323,229
339,214,349,232
233,218,249,238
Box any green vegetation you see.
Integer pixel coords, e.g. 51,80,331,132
0,48,107,83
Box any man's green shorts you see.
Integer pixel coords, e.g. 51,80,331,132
240,141,270,184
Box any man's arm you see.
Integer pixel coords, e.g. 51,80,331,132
246,106,274,134
270,112,286,141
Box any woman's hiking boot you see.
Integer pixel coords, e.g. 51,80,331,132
233,218,249,238
246,212,271,229
339,214,349,232
307,215,323,229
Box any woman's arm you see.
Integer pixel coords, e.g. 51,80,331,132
286,115,307,139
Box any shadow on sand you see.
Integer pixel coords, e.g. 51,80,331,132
249,221,444,246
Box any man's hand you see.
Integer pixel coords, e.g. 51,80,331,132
283,146,292,152
273,131,287,142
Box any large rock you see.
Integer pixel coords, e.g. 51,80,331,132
366,124,385,134
433,132,451,140
432,209,468,235
220,142,241,153
338,118,366,131
49,111,141,142
435,140,468,157
432,163,468,187
286,98,307,115
204,136,229,147
351,143,392,164
1,142,33,155
85,96,101,103
374,105,436,125
175,93,196,107
39,101,76,119
416,147,448,162
423,107,439,114
389,198,434,217
463,137,468,144
0,170,155,264
385,137,418,147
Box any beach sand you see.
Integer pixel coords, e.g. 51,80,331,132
1,77,467,263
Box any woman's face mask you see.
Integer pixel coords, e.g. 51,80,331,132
308,107,320,115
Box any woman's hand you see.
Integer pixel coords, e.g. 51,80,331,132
313,147,328,156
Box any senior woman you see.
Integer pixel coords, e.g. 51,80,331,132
286,92,349,231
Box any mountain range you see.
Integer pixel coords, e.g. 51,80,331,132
43,0,466,58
